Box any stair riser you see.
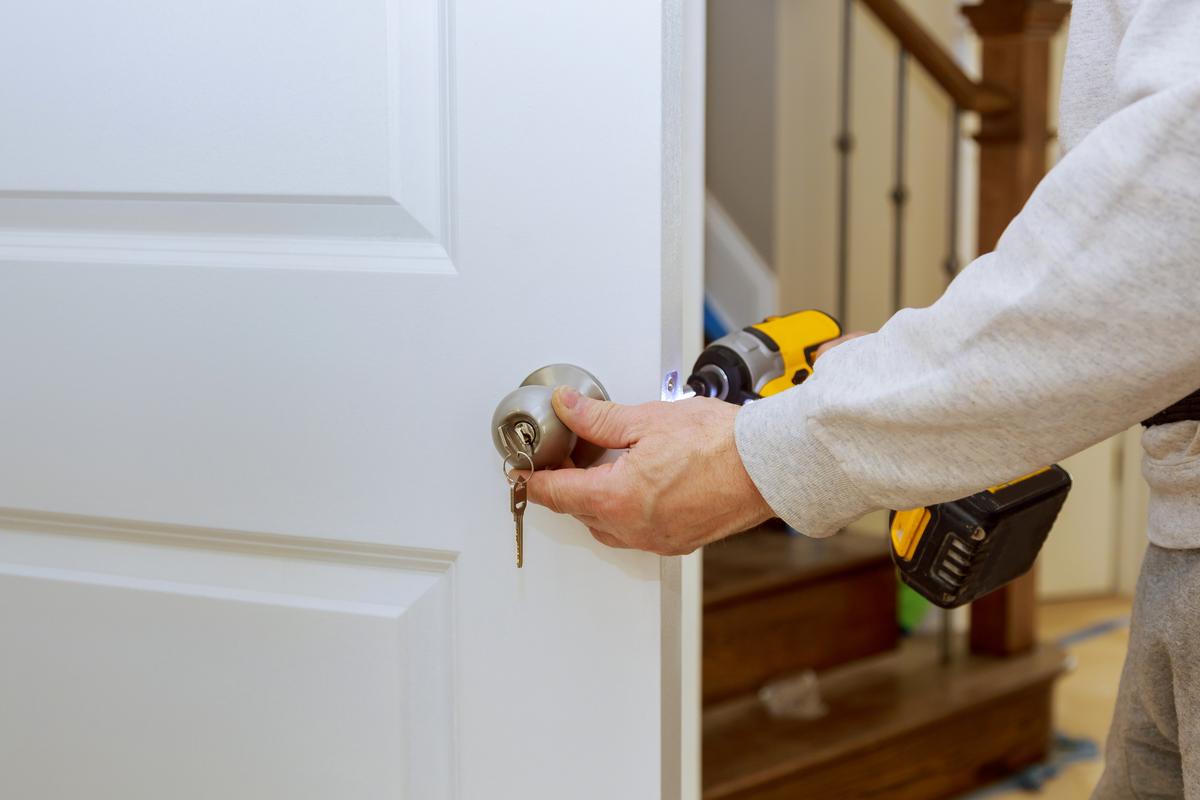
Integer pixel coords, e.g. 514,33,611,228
704,562,898,705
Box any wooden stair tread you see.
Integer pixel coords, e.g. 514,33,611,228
704,528,892,607
703,638,1068,799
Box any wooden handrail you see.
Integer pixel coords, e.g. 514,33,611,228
856,0,1013,115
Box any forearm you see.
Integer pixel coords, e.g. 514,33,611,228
737,65,1200,537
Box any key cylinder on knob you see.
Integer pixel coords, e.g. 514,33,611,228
491,364,610,469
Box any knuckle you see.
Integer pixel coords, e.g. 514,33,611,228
589,475,624,517
593,491,623,522
591,401,622,437
590,528,621,550
655,539,685,556
542,480,567,514
626,528,653,552
525,476,545,506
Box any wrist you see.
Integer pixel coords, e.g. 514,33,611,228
725,410,775,530
734,394,874,538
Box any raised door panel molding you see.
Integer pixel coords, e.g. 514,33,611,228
0,508,456,799
0,0,454,272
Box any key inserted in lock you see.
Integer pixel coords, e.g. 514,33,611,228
491,364,610,469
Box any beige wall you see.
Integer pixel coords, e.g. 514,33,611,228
1116,427,1150,596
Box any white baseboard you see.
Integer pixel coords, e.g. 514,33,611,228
704,191,778,331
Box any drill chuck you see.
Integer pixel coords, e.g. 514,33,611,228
687,365,730,400
687,311,843,405
686,329,784,405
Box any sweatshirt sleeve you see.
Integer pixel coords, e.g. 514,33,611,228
735,1,1200,538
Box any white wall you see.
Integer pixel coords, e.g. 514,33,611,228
706,0,778,268
704,192,778,330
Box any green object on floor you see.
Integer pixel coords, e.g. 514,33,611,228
898,581,932,633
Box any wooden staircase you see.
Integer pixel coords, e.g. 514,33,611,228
702,528,1067,799
704,527,899,705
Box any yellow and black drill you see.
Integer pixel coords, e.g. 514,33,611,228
686,309,1071,608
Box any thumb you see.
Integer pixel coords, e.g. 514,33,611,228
552,386,642,449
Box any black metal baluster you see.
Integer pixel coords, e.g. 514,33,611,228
891,47,909,313
944,105,963,283
835,0,854,324
940,104,962,666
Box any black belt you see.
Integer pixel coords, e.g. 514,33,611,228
1144,388,1200,427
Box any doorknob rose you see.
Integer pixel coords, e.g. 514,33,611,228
491,364,609,469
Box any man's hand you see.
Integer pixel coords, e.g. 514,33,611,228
524,387,774,555
525,331,868,555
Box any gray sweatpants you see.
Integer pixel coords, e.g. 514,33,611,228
1094,544,1200,799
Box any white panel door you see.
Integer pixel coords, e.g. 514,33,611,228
0,2,702,798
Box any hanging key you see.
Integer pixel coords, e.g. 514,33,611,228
491,364,611,568
501,448,534,568
510,477,527,568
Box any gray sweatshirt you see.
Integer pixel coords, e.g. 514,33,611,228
735,0,1200,549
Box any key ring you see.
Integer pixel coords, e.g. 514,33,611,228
502,450,534,488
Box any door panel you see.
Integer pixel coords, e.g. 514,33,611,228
0,0,450,267
0,509,453,799
0,1,698,797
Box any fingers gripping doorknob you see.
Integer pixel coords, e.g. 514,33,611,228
491,364,609,569
490,364,610,470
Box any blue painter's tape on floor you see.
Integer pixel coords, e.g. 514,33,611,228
1056,616,1130,648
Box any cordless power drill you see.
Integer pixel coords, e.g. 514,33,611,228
686,309,1071,609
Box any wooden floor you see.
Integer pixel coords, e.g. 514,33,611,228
981,595,1133,799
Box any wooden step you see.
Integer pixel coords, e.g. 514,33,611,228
703,638,1068,800
703,527,899,704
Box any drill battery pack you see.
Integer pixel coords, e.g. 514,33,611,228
889,466,1072,609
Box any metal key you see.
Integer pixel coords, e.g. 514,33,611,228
498,414,536,569
510,478,527,568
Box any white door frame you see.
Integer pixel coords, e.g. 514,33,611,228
660,2,705,797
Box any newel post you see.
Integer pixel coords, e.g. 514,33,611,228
961,0,1069,657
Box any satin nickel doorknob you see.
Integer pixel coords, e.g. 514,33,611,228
491,364,609,469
